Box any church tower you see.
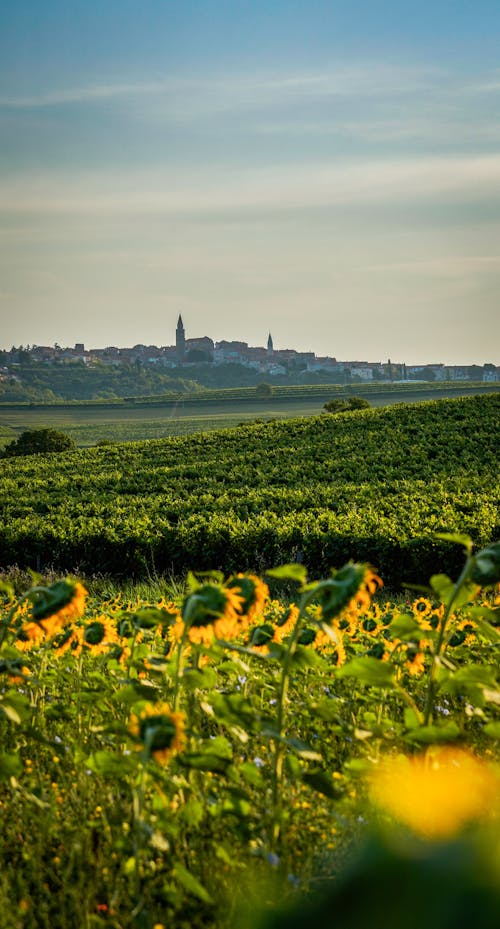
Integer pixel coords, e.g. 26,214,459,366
176,314,185,360
267,332,274,354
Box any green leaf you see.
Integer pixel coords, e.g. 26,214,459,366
435,532,473,553
181,798,204,827
172,864,213,904
221,791,251,819
238,761,264,787
266,564,307,584
471,542,500,586
0,703,21,724
388,614,422,640
302,769,341,799
181,667,217,691
308,563,367,623
289,645,327,670
0,752,23,781
286,737,322,761
430,574,477,610
181,736,233,773
112,683,159,705
85,751,138,777
336,657,396,689
405,721,461,744
483,722,500,738
130,607,165,629
310,698,340,722
430,574,454,603
404,707,421,730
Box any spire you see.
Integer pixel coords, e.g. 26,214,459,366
267,332,273,353
176,314,186,359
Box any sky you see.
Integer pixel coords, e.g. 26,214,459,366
1,0,500,364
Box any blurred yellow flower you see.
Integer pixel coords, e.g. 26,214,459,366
370,748,499,839
129,702,186,765
30,580,88,637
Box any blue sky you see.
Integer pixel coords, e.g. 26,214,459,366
1,0,499,362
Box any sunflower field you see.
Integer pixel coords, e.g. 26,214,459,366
1,536,499,929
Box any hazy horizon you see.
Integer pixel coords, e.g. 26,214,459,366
1,1,500,365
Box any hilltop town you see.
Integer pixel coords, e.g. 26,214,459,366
1,315,498,386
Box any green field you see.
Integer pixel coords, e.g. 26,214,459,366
1,394,498,586
0,382,498,447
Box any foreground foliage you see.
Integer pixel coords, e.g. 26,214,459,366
0,536,499,928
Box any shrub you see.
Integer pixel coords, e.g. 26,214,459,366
3,428,76,458
323,396,370,413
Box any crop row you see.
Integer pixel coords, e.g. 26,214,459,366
0,395,498,584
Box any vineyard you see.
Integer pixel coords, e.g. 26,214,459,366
0,395,498,585
0,393,499,928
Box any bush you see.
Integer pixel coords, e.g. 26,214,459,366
323,396,370,414
3,428,76,458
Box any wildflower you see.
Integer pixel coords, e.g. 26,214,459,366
129,702,186,765
370,748,499,839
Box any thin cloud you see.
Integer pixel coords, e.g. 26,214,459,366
2,155,500,217
0,63,443,112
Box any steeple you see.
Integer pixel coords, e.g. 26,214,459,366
267,332,273,354
176,315,185,359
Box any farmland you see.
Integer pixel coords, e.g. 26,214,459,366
0,394,498,586
0,392,499,928
0,381,498,447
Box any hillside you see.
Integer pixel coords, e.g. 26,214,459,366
0,394,498,585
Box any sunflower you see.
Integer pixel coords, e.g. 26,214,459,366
129,702,186,764
345,568,383,617
82,617,119,654
226,574,270,624
405,646,427,676
180,581,246,644
412,597,433,619
16,622,45,649
31,580,88,636
370,748,499,839
52,625,84,658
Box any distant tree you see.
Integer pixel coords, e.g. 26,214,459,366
256,382,273,399
323,396,370,414
347,396,371,410
323,399,350,414
3,428,76,458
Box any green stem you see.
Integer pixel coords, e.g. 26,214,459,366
422,556,473,726
270,595,308,854
172,626,188,712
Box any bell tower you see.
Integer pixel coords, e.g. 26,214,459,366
176,314,185,360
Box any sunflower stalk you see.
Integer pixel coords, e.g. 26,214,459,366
422,554,474,726
269,586,319,854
